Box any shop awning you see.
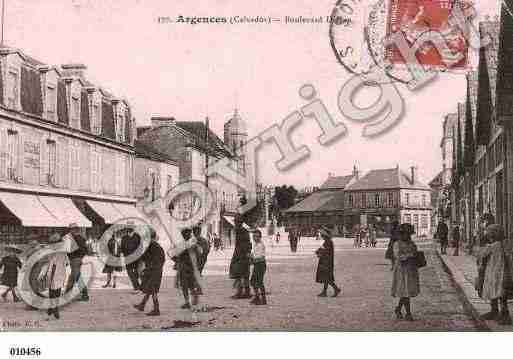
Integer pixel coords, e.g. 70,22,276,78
86,200,124,224
0,192,60,227
112,203,148,223
38,196,92,228
223,215,235,227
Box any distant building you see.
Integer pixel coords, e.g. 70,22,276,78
284,165,432,237
137,110,256,244
284,167,359,236
344,166,432,236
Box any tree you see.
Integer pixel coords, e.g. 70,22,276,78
272,185,299,226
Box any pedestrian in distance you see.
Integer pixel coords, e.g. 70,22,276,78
476,224,513,325
275,232,280,244
134,229,165,316
452,224,460,257
385,221,400,270
45,233,69,320
315,226,341,298
250,229,267,305
102,232,122,289
0,246,22,302
436,220,449,255
121,223,142,292
391,223,420,321
64,223,89,301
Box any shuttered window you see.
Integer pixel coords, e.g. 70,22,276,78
0,126,7,179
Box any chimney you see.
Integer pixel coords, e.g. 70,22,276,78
151,116,175,128
410,166,417,184
353,164,359,180
61,63,87,78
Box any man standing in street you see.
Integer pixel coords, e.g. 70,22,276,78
193,224,210,275
121,223,142,292
452,224,461,256
436,219,449,255
64,223,89,301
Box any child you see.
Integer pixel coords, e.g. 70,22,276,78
46,233,69,319
0,247,22,302
250,230,267,305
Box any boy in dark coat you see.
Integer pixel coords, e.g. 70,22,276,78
175,228,202,309
315,226,341,297
229,214,252,299
134,229,165,316
121,224,142,291
1,247,22,302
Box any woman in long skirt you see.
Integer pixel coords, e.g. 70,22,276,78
391,223,420,321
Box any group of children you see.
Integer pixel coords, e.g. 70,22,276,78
353,226,378,248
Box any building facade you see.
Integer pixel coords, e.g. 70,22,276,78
0,46,140,244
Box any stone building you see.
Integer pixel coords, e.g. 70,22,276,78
344,166,432,236
137,110,256,243
0,46,140,244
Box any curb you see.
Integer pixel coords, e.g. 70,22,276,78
435,251,491,331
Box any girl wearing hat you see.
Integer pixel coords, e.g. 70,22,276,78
0,247,22,302
45,233,69,319
315,227,341,297
391,223,420,321
476,224,513,325
102,232,122,288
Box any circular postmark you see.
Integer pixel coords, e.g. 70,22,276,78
329,0,473,86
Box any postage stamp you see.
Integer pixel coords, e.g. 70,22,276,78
385,0,471,69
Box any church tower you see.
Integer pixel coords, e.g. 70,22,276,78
224,109,255,199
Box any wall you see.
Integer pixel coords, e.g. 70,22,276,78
0,114,134,199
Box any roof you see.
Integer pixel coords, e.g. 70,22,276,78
480,20,500,107
429,171,444,188
175,121,234,157
319,175,354,190
286,190,345,213
135,140,178,165
345,168,430,191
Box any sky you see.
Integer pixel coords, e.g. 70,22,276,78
2,0,501,188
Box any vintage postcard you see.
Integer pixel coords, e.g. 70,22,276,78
0,0,513,356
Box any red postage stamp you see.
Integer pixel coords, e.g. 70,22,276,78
386,0,472,69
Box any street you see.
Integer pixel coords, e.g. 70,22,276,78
1,238,479,331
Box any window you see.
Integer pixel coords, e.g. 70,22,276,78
69,142,80,190
167,175,173,191
46,85,57,121
387,192,394,207
116,113,125,142
403,214,411,223
184,150,191,162
421,214,428,229
348,194,353,207
422,194,427,206
7,70,19,109
374,193,380,207
71,95,80,128
361,193,366,208
7,130,19,180
48,140,57,185
405,193,410,205
92,103,101,135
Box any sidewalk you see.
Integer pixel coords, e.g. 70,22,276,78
436,249,513,331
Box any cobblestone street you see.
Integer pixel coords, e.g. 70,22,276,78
1,238,480,331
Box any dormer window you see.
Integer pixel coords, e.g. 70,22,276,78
116,111,125,142
46,84,57,121
71,94,80,128
6,68,19,110
92,102,101,135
